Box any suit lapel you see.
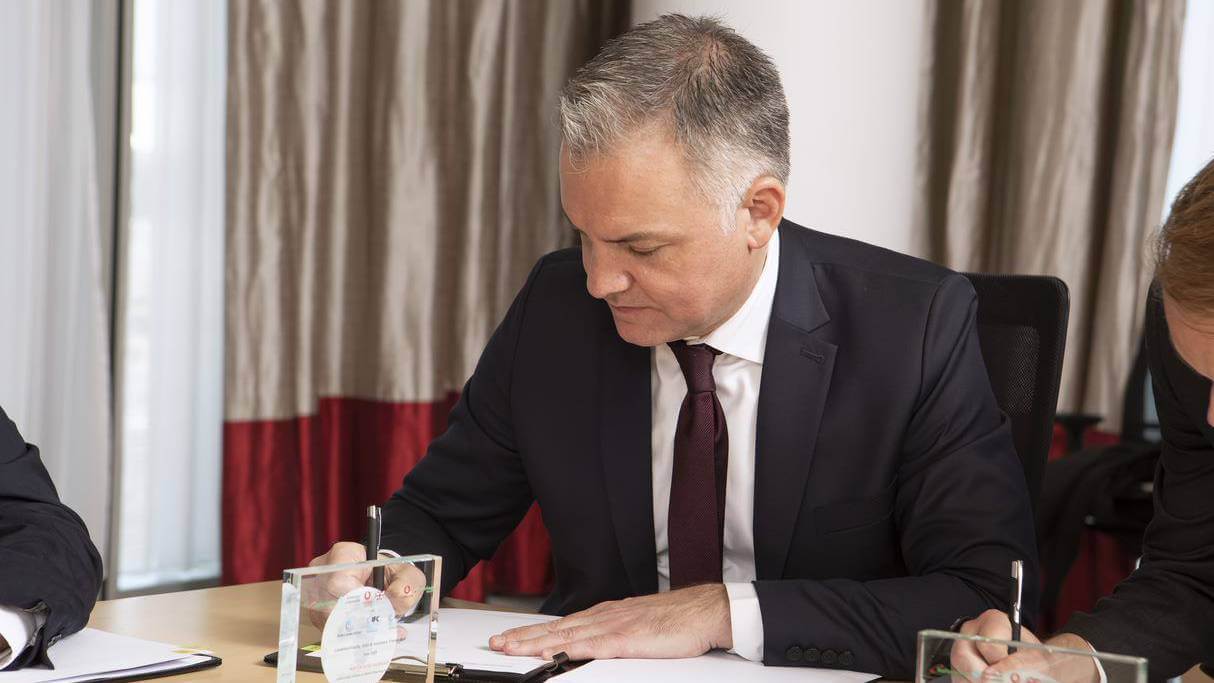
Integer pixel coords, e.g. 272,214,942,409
599,322,658,596
754,225,836,580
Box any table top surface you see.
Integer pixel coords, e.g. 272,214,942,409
87,580,495,681
86,582,1214,683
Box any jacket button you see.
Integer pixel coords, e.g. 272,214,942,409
805,647,821,663
785,646,803,662
822,649,838,665
840,650,855,667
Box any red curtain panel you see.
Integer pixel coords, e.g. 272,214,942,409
222,395,553,601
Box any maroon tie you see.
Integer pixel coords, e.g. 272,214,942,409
666,340,728,588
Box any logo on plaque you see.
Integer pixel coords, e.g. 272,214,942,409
319,587,396,683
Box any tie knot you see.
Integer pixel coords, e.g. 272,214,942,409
667,341,720,393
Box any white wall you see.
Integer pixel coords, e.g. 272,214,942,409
631,0,927,256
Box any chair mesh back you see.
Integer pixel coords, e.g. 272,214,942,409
964,274,1070,512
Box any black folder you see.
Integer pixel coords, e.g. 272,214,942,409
264,647,578,682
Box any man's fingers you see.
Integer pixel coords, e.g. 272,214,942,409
493,615,584,649
540,634,624,662
984,650,1048,680
490,611,604,651
951,639,991,681
951,610,1016,679
976,640,1010,667
499,623,615,657
303,541,377,628
492,623,550,648
313,541,369,566
384,563,427,616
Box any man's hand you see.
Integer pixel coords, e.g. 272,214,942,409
952,609,1099,683
488,584,732,661
304,542,427,628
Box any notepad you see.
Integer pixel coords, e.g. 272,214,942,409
0,628,219,683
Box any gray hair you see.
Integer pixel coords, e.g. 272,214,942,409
559,14,791,227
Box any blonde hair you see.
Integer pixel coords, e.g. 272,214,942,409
1156,156,1214,315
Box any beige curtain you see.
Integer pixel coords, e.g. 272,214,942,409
222,0,625,588
226,0,624,421
913,0,1185,429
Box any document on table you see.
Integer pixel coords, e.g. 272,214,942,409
559,650,880,682
381,608,879,682
305,607,561,675
0,628,214,683
407,608,555,673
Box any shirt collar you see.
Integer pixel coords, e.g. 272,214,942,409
683,229,780,365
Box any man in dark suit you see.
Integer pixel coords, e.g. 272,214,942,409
0,406,104,670
956,161,1214,682
311,14,1038,677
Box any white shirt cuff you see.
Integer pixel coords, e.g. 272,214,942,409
0,606,39,669
724,582,764,662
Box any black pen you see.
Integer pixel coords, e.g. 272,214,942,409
1008,560,1023,654
366,505,384,590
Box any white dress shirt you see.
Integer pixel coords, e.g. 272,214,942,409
650,229,780,662
0,605,41,669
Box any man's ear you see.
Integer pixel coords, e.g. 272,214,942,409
742,176,786,251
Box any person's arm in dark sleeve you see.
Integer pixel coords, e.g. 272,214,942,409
0,407,104,670
1065,298,1214,681
380,257,547,596
754,273,1040,678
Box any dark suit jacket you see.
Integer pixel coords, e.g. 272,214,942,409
383,220,1039,676
0,406,103,670
1067,293,1214,681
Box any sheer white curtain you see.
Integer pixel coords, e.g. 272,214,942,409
0,1,113,567
114,0,226,593
1162,0,1214,209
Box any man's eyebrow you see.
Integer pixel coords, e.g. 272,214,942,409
606,230,670,244
562,215,671,244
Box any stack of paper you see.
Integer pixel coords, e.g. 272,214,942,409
394,607,559,675
392,608,880,682
0,628,213,683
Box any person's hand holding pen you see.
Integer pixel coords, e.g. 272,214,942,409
949,560,1097,683
951,611,1100,683
303,507,427,629
303,542,427,628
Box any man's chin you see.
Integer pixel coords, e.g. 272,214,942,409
612,320,672,348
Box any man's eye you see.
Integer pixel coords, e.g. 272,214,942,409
629,246,659,256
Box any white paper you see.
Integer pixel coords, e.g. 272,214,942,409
18,654,214,683
314,607,559,675
559,651,880,682
0,628,199,683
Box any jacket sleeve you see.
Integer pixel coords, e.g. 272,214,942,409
379,256,547,595
0,407,103,670
754,273,1040,678
1065,296,1214,682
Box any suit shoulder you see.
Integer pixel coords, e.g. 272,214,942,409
532,247,586,281
521,247,597,312
792,225,960,288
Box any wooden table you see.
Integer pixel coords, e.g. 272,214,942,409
87,581,494,681
88,582,1214,683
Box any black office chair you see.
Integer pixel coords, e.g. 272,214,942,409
964,273,1070,512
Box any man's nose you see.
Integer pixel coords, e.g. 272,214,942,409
584,250,630,300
